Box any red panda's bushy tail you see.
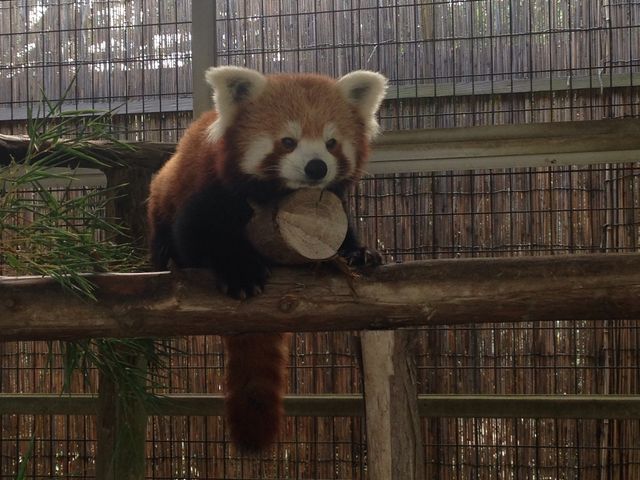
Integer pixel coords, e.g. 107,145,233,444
224,332,290,452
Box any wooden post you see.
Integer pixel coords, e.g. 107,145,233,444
191,0,217,118
360,330,425,480
95,168,154,480
96,359,148,480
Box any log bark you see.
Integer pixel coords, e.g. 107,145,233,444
0,133,174,169
0,253,639,340
246,189,348,264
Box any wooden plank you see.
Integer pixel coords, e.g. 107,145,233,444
386,72,637,100
0,97,193,122
3,393,640,419
3,118,639,175
1,253,640,339
361,331,425,480
369,118,640,173
0,73,634,121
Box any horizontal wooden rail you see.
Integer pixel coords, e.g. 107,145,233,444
1,72,634,122
1,394,639,419
2,118,640,174
1,253,639,341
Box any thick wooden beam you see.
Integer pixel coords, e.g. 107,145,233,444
3,118,640,174
361,331,425,480
1,253,640,340
2,394,640,419
369,117,640,173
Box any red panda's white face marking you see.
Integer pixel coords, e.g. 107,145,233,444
204,66,388,187
240,122,354,189
280,137,338,189
241,135,274,175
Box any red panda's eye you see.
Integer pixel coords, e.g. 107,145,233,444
281,137,297,150
325,138,337,150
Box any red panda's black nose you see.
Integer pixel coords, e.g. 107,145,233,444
305,159,328,181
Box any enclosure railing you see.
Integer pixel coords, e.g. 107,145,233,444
2,253,640,480
1,118,640,479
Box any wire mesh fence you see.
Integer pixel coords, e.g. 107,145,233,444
1,0,640,478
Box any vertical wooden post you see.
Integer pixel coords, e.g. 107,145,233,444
360,330,425,480
95,167,154,480
96,366,148,480
191,0,217,118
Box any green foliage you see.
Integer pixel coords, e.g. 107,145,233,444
0,89,143,298
3,89,171,479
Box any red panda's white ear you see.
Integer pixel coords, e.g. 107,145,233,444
204,66,267,142
205,66,267,117
337,71,388,138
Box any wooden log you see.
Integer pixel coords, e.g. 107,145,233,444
361,331,425,480
1,253,640,340
246,189,348,264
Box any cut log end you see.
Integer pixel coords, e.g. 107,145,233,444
246,189,348,265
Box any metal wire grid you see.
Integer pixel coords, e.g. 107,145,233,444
351,164,640,263
1,162,639,478
0,0,639,477
0,0,193,141
216,0,640,128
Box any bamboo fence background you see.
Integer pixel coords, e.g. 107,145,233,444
1,0,640,478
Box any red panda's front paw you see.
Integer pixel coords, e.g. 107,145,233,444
342,246,383,268
216,259,271,300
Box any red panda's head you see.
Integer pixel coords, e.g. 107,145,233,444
204,66,387,190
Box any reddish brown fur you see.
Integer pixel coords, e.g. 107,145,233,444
147,110,220,239
148,74,370,237
224,333,291,452
147,72,376,452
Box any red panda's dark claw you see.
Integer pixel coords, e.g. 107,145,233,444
252,285,263,296
341,246,383,268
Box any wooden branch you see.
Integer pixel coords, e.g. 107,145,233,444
0,253,639,341
2,393,640,419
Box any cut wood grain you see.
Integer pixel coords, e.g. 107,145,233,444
247,189,348,264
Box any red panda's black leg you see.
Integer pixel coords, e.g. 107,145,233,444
338,224,383,267
171,184,271,299
149,221,174,270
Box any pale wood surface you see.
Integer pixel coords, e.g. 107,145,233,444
247,189,348,264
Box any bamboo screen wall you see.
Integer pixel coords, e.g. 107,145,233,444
1,0,640,479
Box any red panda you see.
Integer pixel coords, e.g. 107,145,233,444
147,66,387,452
